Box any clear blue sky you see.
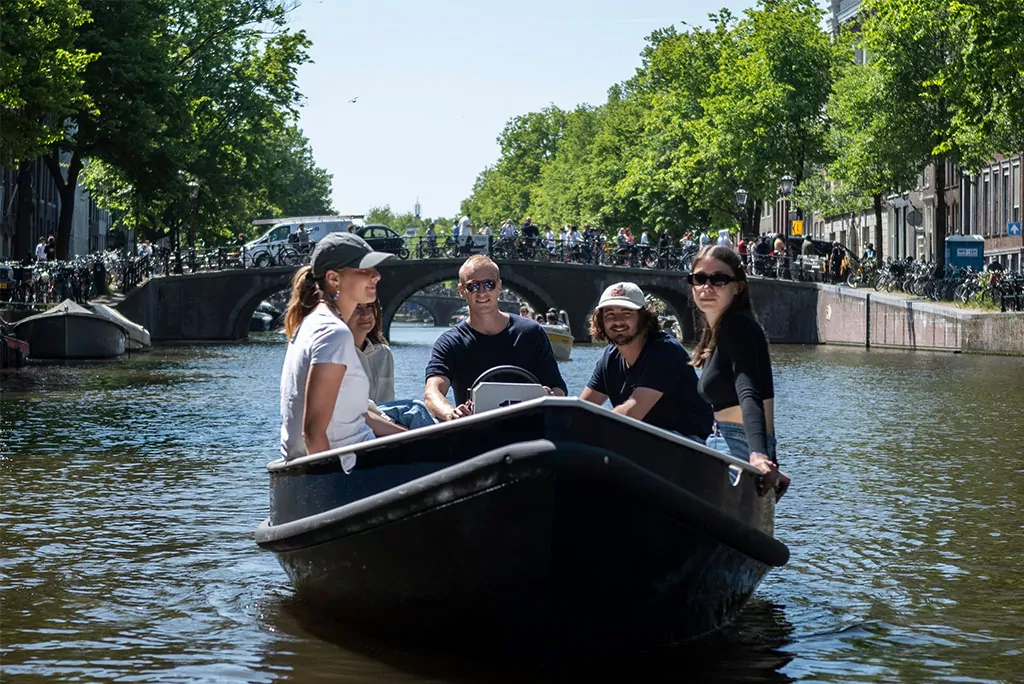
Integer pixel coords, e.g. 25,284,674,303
289,0,758,220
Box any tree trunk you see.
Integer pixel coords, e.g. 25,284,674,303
873,193,883,261
14,161,34,261
43,150,83,260
934,157,947,272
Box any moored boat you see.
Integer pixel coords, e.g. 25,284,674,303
91,303,151,351
1,319,29,368
13,299,126,359
255,394,788,653
542,323,573,361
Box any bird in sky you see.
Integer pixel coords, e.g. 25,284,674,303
348,96,359,103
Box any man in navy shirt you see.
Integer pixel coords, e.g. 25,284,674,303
424,255,567,421
580,281,712,440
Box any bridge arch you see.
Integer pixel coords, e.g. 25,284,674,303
377,260,557,341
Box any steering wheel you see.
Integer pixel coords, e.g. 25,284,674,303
470,365,541,389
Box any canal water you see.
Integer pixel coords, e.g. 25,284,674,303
2,325,1022,683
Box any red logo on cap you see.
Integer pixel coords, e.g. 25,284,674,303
610,287,626,297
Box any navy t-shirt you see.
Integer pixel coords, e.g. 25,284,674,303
587,331,713,439
426,314,567,405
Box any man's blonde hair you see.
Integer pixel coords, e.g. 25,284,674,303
458,254,500,282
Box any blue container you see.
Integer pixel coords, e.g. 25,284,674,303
945,235,985,270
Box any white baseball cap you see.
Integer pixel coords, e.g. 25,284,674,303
597,282,646,310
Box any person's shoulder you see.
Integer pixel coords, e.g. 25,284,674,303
720,309,765,338
432,323,467,347
647,330,691,359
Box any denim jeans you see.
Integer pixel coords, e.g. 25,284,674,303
705,421,777,464
378,399,437,429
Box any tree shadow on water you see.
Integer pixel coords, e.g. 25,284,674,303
261,594,795,684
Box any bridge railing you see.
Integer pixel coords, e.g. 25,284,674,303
47,237,1020,307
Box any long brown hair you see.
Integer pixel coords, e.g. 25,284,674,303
688,246,753,368
363,299,387,345
283,265,325,339
588,304,661,342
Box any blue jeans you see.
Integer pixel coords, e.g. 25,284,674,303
378,399,437,429
705,421,777,463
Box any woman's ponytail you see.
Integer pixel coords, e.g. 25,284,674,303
283,266,321,339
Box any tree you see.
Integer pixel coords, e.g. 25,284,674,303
0,0,97,257
859,0,1006,270
825,35,921,261
702,0,835,226
35,0,320,257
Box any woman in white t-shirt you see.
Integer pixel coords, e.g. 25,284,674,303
279,232,406,467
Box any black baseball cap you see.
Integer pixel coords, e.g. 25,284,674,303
311,232,392,278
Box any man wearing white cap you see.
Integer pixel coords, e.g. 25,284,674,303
580,281,712,441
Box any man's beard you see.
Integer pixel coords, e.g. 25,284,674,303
607,328,639,346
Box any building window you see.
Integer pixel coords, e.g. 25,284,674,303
1000,165,1009,234
982,172,990,235
1013,161,1021,223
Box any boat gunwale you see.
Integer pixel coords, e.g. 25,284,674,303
265,396,759,475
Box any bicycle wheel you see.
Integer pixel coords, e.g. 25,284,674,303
279,249,303,267
254,252,273,268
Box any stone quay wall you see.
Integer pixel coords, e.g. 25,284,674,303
813,285,1024,356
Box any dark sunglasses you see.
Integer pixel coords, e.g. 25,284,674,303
463,279,497,293
686,271,737,287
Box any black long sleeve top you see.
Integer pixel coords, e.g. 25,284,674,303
696,310,775,458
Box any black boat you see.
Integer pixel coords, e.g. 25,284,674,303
255,391,789,653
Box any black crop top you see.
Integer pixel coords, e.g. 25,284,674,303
696,310,775,457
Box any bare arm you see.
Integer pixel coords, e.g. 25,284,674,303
579,386,608,406
365,410,407,437
303,362,345,456
425,375,472,421
611,387,664,421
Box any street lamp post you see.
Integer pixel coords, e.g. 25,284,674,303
735,187,749,238
779,174,795,241
187,181,200,251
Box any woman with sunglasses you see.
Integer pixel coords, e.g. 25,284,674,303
279,233,407,470
687,246,790,499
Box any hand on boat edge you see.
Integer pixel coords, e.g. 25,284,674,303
750,453,791,502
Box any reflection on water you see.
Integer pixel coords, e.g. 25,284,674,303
2,327,1022,682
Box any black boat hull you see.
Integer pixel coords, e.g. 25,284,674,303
256,400,787,651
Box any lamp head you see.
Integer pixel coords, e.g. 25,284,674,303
780,175,795,197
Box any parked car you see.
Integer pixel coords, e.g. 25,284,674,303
244,218,354,267
357,224,410,259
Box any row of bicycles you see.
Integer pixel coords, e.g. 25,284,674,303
861,256,1024,310
0,256,109,306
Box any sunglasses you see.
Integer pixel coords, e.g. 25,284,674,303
686,271,737,287
463,279,497,293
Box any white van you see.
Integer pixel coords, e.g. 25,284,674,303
245,219,356,267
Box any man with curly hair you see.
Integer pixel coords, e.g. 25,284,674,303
580,281,712,441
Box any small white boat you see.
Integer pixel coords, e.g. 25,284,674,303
542,324,573,362
92,304,151,351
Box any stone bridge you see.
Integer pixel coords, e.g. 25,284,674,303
116,258,818,344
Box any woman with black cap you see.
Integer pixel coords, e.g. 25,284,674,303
279,232,406,470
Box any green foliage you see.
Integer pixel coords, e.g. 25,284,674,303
460,0,837,239
4,0,334,255
0,0,98,161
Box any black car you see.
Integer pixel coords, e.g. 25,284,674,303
357,224,409,259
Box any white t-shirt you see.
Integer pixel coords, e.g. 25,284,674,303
458,216,472,236
36,243,46,261
280,307,374,469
